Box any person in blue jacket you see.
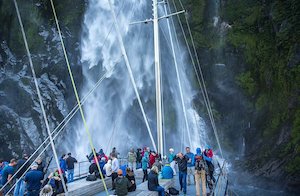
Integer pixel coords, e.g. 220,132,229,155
59,154,67,174
142,152,149,182
161,162,173,179
185,147,195,185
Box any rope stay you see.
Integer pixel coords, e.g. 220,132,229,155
178,0,224,159
162,1,192,150
170,0,224,159
107,0,158,153
49,0,108,194
7,0,68,195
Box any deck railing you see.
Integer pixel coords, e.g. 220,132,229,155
47,158,128,180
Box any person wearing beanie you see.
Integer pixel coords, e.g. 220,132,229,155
194,147,208,196
115,169,130,196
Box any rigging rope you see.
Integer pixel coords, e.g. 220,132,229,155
8,0,68,195
162,1,192,149
49,0,108,194
177,0,223,158
169,0,224,158
107,0,157,152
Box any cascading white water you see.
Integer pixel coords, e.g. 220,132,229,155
75,0,208,158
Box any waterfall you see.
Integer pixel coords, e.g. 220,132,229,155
75,0,208,158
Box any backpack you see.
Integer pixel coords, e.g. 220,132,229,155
168,187,179,195
208,162,215,172
86,174,97,181
195,155,206,171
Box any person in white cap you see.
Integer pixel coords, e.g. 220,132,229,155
24,163,44,196
168,148,176,175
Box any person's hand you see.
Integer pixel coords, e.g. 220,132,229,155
131,180,135,184
48,172,53,179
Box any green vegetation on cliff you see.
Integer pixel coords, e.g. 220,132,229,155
223,0,300,175
182,0,300,184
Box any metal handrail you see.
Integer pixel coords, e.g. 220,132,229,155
46,157,129,181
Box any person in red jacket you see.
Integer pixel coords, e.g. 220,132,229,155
98,149,108,162
149,151,158,168
203,145,215,184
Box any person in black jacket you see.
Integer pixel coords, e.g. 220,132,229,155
42,169,68,196
148,165,165,196
65,153,77,183
174,152,189,194
14,153,29,196
125,168,136,192
35,157,45,176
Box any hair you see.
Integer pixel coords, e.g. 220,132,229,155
186,147,190,149
126,167,134,176
67,153,71,156
111,152,116,158
151,165,159,174
40,184,53,196
61,154,66,159
10,158,16,164
0,159,3,163
36,157,42,161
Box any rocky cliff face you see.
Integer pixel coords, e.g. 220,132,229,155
0,0,85,159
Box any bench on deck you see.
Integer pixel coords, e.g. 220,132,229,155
68,177,112,196
128,178,174,196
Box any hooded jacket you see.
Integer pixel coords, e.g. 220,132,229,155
142,155,149,170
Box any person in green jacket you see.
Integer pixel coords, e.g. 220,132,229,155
115,169,130,196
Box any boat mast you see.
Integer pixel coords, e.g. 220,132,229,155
153,0,164,156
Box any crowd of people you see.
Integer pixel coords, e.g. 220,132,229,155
0,152,78,196
85,145,216,196
0,145,216,196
